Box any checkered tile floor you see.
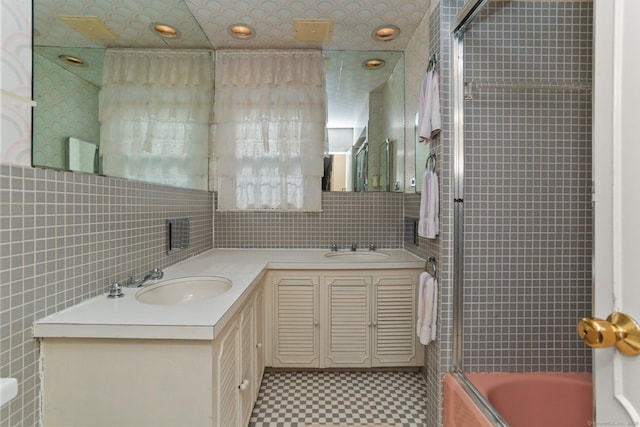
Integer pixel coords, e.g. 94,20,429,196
249,370,428,427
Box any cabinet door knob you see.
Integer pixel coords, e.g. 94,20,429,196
314,320,319,326
256,343,263,349
239,379,250,391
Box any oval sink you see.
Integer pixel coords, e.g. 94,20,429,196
135,276,232,305
324,251,390,261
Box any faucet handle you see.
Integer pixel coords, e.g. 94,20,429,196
330,243,338,252
107,282,124,299
369,243,376,251
150,267,164,279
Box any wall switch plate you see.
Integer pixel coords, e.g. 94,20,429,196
410,177,416,187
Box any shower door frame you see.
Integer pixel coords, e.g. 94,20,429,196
450,0,490,372
449,2,510,425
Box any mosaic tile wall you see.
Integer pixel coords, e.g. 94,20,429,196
461,1,593,372
214,192,404,249
402,2,440,426
0,165,213,426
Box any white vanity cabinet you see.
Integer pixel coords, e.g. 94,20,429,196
214,285,264,427
325,274,372,367
253,285,265,396
214,319,241,427
34,249,425,427
269,273,321,367
371,274,422,366
40,338,216,427
40,284,264,427
266,269,423,369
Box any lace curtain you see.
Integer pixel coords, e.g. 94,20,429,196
99,49,213,190
213,50,327,211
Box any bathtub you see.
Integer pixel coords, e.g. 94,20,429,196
444,371,592,427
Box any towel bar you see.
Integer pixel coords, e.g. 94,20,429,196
425,153,436,171
425,256,437,279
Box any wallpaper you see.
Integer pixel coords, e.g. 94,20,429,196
1,0,33,166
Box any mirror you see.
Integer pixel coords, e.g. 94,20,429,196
32,2,405,192
324,51,404,192
33,46,105,175
414,110,433,193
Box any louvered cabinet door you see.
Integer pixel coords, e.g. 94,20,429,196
272,274,320,367
214,320,240,427
253,286,265,396
372,275,419,367
324,275,372,367
239,301,255,427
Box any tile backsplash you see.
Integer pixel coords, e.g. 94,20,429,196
0,165,213,425
214,192,404,249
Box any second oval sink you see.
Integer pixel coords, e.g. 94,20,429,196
135,276,232,305
324,251,390,261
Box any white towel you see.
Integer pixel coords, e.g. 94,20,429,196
418,170,439,239
418,69,442,142
416,272,438,345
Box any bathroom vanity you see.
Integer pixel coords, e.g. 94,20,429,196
33,249,424,427
266,270,422,368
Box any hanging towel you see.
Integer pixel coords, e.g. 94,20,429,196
416,272,438,345
418,170,439,239
418,69,442,142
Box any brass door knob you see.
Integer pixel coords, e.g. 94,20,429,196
578,312,640,356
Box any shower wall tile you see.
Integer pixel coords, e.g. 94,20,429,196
0,165,213,426
214,192,403,249
461,0,593,373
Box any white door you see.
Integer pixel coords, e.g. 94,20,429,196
592,0,640,423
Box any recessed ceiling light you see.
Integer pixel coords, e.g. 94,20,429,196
151,23,179,38
58,55,86,67
363,59,386,69
228,24,255,39
372,25,400,42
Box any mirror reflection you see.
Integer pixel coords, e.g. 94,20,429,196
324,51,404,192
33,2,405,192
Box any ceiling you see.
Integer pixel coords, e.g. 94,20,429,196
34,0,431,139
34,0,431,50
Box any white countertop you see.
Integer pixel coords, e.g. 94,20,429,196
33,249,424,341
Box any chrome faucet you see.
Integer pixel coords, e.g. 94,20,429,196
126,267,164,287
330,243,338,252
107,282,124,298
369,243,376,251
351,243,358,252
